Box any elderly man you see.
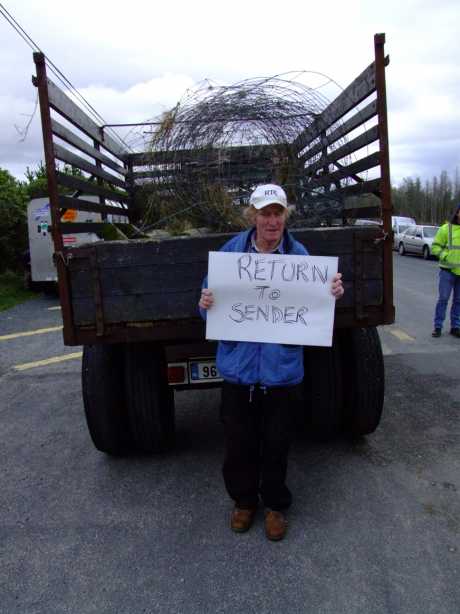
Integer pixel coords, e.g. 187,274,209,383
199,183,344,541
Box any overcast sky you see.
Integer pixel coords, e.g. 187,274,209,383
1,0,459,187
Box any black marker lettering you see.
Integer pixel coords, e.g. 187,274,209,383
244,305,256,320
284,306,296,323
312,265,328,284
296,307,308,325
256,305,269,321
254,259,266,281
296,262,310,282
267,259,282,280
229,303,244,322
237,254,252,281
282,263,295,282
255,285,270,299
272,306,283,323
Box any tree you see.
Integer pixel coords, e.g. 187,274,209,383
0,168,28,272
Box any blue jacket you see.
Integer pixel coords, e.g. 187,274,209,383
200,228,309,387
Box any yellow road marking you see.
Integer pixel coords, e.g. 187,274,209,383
389,328,415,342
0,325,63,342
14,351,82,371
47,306,61,311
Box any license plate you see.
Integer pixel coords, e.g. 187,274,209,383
189,360,221,382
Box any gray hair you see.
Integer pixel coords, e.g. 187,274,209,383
242,204,293,226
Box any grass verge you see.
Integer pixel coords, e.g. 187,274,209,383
0,270,36,312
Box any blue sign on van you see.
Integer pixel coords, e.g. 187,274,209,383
34,202,50,220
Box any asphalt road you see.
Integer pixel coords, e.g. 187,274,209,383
1,254,459,614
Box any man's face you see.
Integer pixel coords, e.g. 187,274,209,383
255,204,287,245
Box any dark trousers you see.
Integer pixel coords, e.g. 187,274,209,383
220,381,298,511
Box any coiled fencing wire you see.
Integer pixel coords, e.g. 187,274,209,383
128,73,354,233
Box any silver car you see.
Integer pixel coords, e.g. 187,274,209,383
393,222,414,250
398,224,439,259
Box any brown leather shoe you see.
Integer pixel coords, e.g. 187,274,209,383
230,507,257,533
264,509,287,541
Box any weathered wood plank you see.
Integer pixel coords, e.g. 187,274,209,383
53,144,126,189
71,278,382,326
57,222,108,235
59,195,129,218
51,119,127,175
303,125,379,177
47,78,126,159
69,252,381,301
293,61,376,152
65,227,380,271
68,306,388,345
127,143,284,167
299,99,378,162
343,205,381,219
305,152,381,189
56,172,129,203
339,178,381,197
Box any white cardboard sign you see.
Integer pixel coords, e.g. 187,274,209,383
206,251,338,347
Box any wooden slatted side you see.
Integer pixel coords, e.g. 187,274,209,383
59,195,129,217
55,172,129,203
300,99,378,163
127,143,283,168
51,119,127,175
53,144,126,189
305,152,380,189
294,61,376,153
58,222,109,235
65,227,384,330
303,125,379,177
47,78,126,160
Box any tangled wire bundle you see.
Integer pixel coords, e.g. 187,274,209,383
137,74,351,232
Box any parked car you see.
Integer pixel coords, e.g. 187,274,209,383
397,224,439,259
392,215,416,250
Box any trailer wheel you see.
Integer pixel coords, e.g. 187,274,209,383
302,338,343,437
338,327,384,436
82,344,131,455
124,342,175,453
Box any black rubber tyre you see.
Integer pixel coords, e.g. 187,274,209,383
423,245,430,260
338,327,384,436
302,337,343,437
82,344,131,455
399,242,405,255
124,342,175,453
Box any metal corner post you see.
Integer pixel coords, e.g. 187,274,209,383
33,52,77,344
374,33,395,324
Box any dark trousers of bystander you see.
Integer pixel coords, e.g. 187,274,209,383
220,381,300,511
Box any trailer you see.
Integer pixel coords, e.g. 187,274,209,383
33,33,394,455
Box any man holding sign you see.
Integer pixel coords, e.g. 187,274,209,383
199,184,344,541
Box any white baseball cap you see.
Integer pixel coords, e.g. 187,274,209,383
249,184,288,210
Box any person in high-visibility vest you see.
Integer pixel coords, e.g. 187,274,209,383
431,203,460,337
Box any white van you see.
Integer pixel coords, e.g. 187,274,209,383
26,196,128,286
392,215,416,250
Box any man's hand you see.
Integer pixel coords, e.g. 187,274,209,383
199,288,215,310
331,273,344,299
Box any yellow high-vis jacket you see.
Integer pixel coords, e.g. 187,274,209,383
431,223,460,276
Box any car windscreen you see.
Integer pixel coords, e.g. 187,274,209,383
423,227,438,238
398,225,410,233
